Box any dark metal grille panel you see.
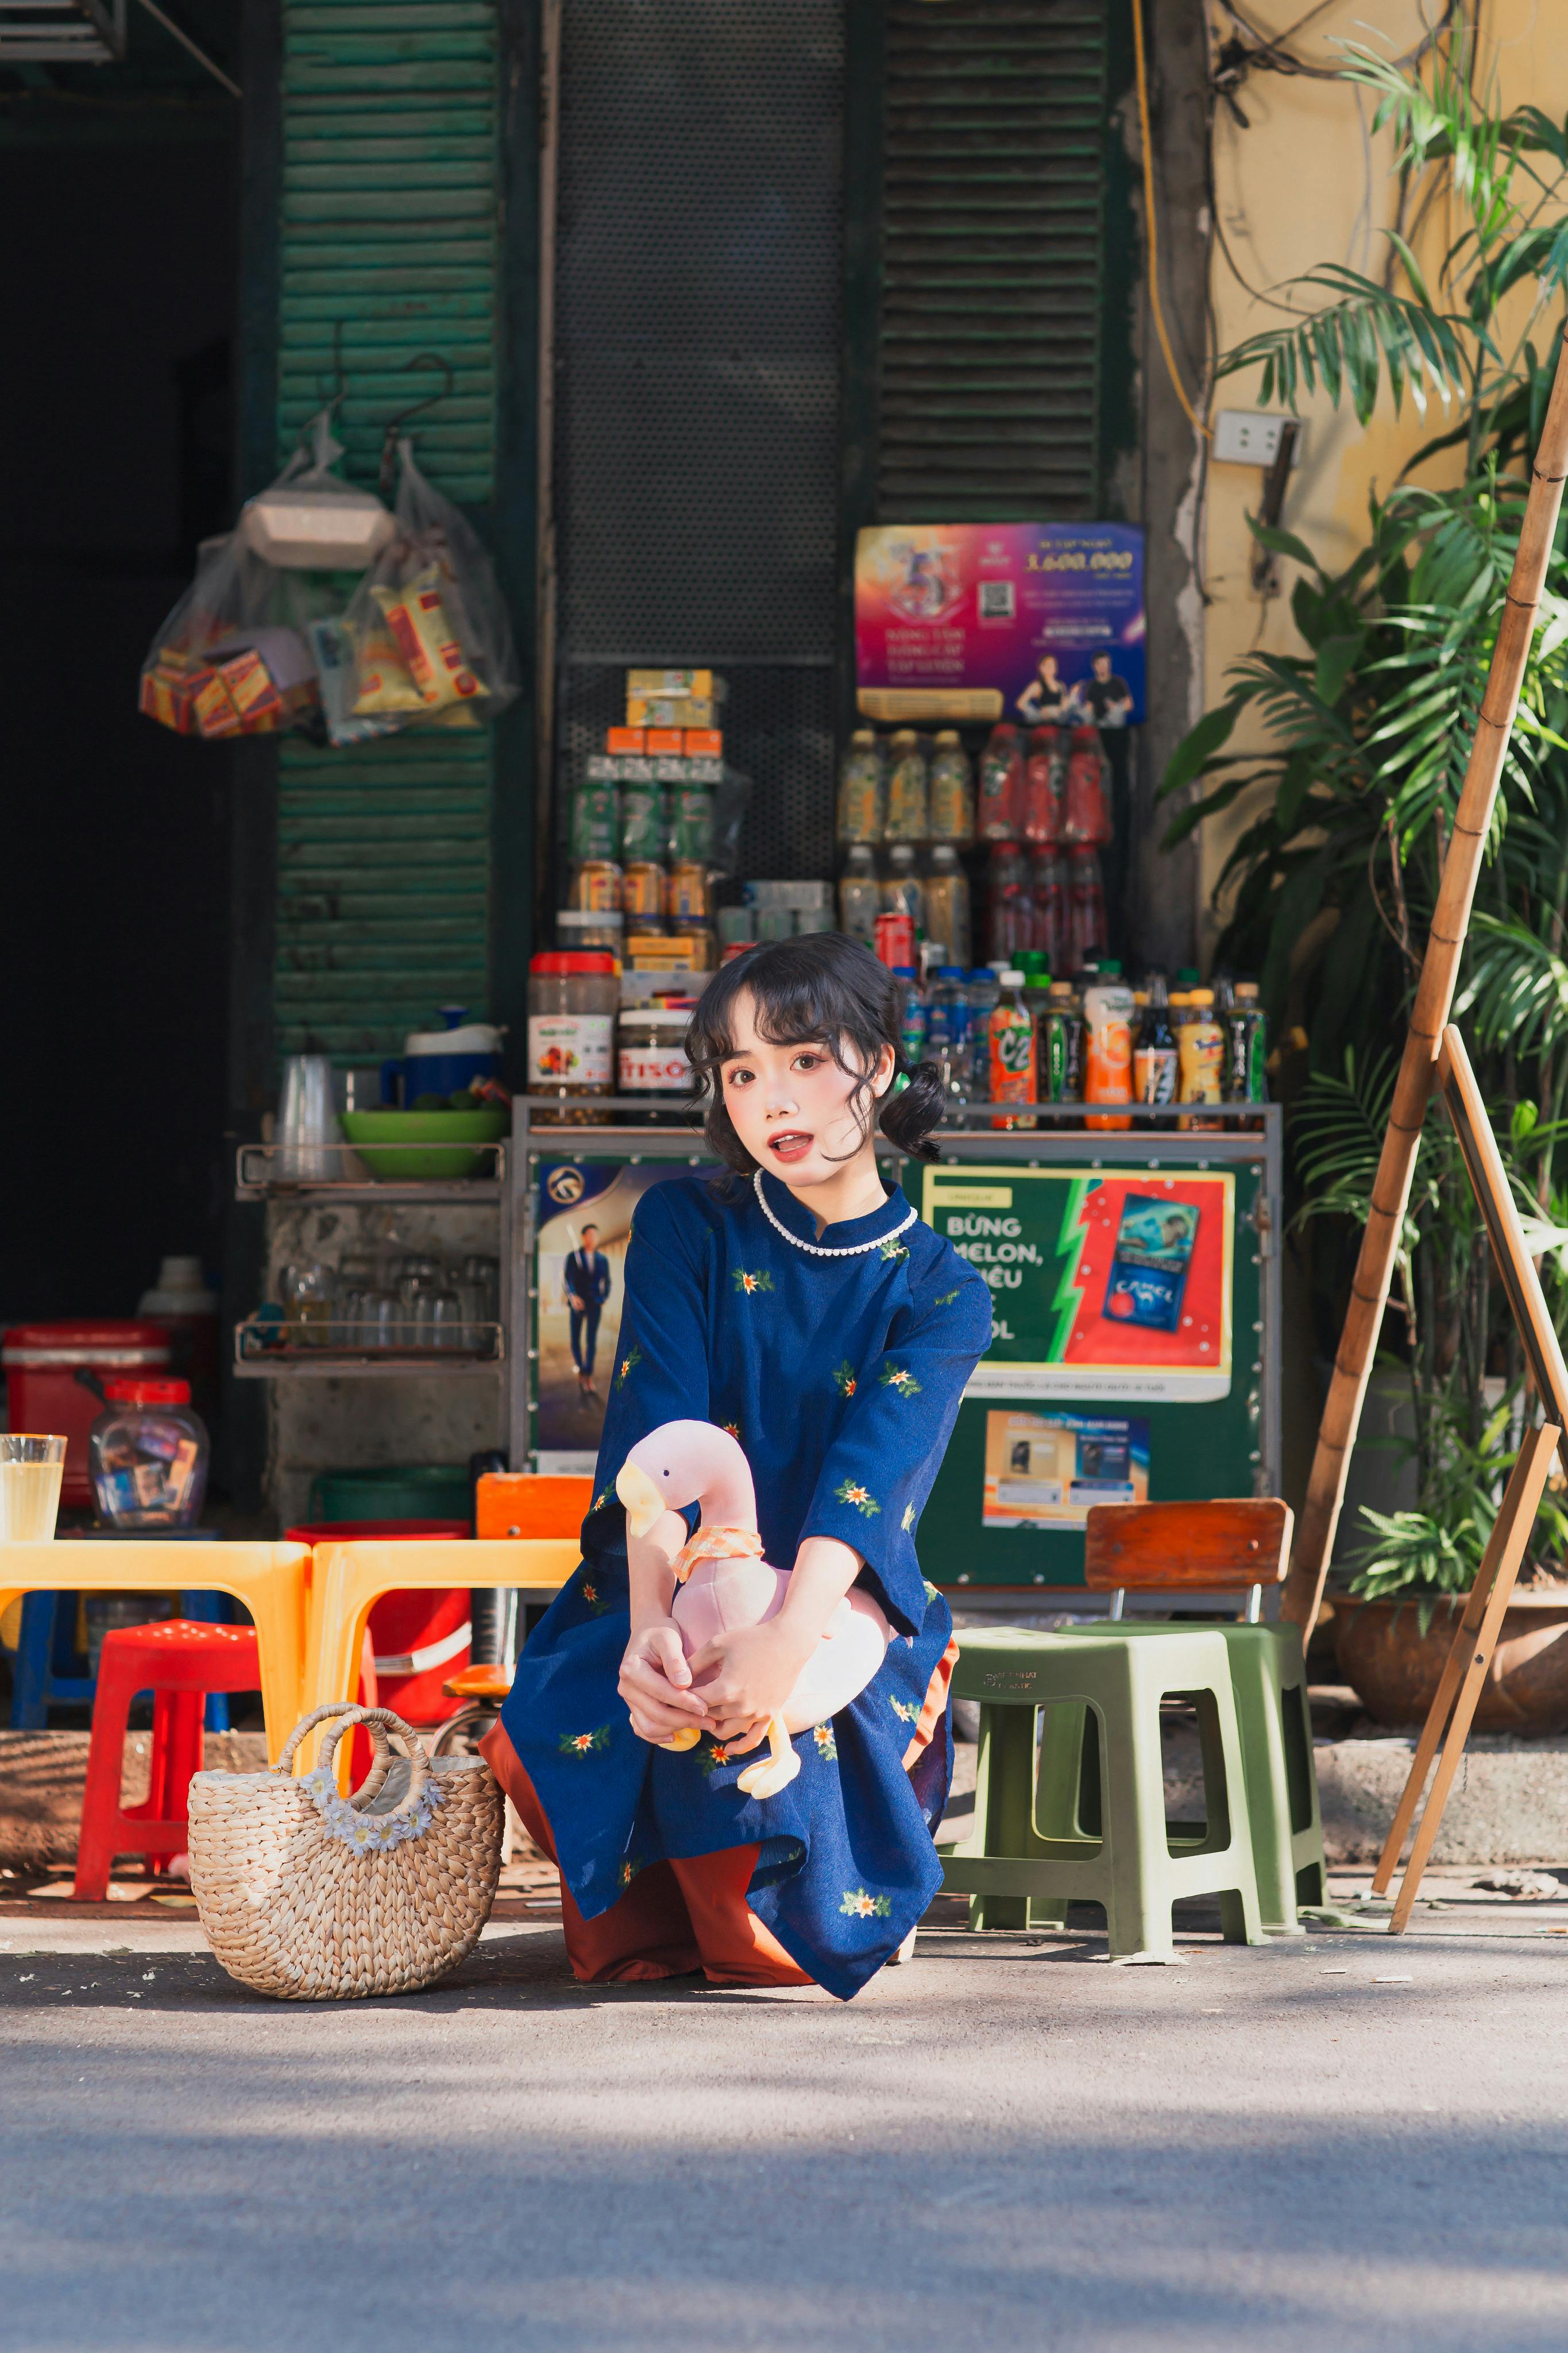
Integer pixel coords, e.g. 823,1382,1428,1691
878,0,1108,520
553,0,845,659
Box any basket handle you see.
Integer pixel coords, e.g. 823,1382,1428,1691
274,1701,431,1822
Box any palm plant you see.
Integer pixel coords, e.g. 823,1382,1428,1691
1166,31,1568,1598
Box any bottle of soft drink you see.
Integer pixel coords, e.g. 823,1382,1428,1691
988,968,1037,1131
934,967,973,1102
1067,845,1106,970
1031,848,1068,972
987,840,1032,963
885,731,929,842
1133,967,1179,1115
1041,979,1082,1102
837,730,885,844
1083,956,1134,1132
894,966,928,1064
1178,984,1226,1131
929,731,974,843
1227,979,1268,1104
1023,727,1065,844
967,965,1001,1073
924,841,972,970
883,840,925,932
838,842,881,945
1062,724,1113,845
978,724,1025,839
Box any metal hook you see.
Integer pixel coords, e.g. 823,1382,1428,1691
379,354,454,495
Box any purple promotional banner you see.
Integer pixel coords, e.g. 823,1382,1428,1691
855,522,1146,727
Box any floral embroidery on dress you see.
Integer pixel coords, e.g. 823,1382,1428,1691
722,1421,741,1439
880,1363,922,1399
619,1856,646,1888
559,1725,612,1757
578,1576,612,1618
589,1487,614,1515
902,1502,917,1533
839,1887,892,1920
933,1287,960,1306
813,1722,837,1760
833,1361,858,1397
878,1237,910,1264
835,1478,880,1519
890,1696,918,1725
613,1347,643,1391
732,1268,774,1295
697,1737,732,1776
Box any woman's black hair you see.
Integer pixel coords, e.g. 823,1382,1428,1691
685,933,946,1172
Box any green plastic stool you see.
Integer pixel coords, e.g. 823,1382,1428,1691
1044,1621,1325,1934
940,1625,1266,1963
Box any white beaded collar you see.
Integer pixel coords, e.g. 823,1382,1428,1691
752,1167,918,1259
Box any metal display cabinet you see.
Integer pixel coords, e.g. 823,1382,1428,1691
508,1103,1282,1596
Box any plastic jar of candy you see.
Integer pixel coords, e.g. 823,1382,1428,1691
88,1377,210,1527
527,950,618,1103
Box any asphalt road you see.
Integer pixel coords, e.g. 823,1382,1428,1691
5,1906,1568,2352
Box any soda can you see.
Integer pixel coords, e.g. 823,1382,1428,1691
874,909,916,970
621,861,667,924
666,861,712,923
569,780,618,863
618,782,666,863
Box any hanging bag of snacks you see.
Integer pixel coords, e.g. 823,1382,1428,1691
338,438,519,740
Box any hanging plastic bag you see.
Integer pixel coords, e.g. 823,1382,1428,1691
138,533,322,740
341,439,519,732
241,410,395,571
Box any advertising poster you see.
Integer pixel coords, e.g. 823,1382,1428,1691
982,1410,1150,1530
531,1159,688,1472
920,1166,1234,1403
855,522,1146,726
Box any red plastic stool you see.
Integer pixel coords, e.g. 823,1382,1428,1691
73,1619,261,1900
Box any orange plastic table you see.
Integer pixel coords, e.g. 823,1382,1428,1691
0,1541,310,1753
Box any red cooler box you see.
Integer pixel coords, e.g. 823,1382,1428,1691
3,1321,174,1509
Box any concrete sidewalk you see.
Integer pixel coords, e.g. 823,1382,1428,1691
5,1874,1568,2353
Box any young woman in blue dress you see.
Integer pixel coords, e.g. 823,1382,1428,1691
482,934,993,1997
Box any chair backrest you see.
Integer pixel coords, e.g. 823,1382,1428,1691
475,1472,594,1541
1082,1498,1293,1622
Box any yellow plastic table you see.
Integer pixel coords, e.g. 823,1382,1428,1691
0,1541,311,1754
301,1537,580,1768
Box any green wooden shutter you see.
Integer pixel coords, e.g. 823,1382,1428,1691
273,0,500,1061
876,0,1109,520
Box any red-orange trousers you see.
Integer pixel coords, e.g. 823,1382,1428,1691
479,1636,956,1989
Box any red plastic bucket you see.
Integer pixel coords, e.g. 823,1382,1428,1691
286,1517,472,1724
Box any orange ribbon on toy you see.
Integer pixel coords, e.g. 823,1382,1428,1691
670,1524,766,1584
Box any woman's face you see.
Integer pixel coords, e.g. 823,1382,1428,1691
719,989,893,1190
1040,655,1059,685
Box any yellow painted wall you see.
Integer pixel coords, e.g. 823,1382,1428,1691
1197,1,1568,951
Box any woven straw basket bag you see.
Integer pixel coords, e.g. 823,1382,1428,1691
187,1700,504,2001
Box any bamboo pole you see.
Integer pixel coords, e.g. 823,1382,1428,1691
1281,344,1568,1632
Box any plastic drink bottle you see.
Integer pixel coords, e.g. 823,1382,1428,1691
924,842,972,969
1133,968,1179,1112
883,840,925,931
837,730,885,844
929,731,974,842
987,840,1032,962
1041,980,1082,1102
1062,726,1113,845
838,842,881,946
988,969,1037,1131
1082,957,1134,1131
1177,984,1226,1130
894,967,928,1063
1066,845,1106,970
967,967,1000,1071
1023,728,1065,844
1227,979,1269,1103
1030,848,1068,972
885,731,929,842
933,967,972,1100
978,724,1025,839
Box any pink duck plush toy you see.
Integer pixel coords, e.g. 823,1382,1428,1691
615,1419,890,1797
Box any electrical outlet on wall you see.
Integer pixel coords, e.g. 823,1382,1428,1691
1213,410,1305,466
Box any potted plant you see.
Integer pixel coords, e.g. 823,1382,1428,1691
1164,33,1568,1723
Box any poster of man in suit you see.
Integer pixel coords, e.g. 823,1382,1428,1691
532,1159,687,1471
562,1222,612,1398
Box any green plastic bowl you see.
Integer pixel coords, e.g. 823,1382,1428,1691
340,1107,508,1181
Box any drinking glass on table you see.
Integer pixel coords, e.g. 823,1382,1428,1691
0,1434,67,1540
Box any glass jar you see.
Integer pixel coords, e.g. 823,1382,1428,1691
527,950,618,1103
618,1003,694,1097
557,907,624,957
88,1376,210,1529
